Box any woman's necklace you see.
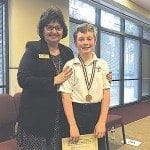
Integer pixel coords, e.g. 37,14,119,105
49,47,63,74
49,46,60,56
50,54,63,75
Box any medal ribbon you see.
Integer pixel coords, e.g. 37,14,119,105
78,55,96,91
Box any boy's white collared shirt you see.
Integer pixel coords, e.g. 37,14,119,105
59,53,110,103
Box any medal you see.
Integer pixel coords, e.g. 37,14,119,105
86,94,92,102
78,56,96,102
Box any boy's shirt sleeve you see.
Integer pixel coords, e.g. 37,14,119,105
102,60,111,89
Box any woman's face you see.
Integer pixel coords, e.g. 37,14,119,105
43,21,63,45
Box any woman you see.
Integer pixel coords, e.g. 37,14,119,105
16,6,74,150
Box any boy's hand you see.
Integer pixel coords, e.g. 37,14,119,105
94,122,106,138
68,124,80,143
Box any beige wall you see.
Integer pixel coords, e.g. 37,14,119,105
9,0,69,95
113,0,150,19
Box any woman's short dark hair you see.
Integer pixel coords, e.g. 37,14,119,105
38,6,68,39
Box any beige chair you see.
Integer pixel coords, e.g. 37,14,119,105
106,114,126,150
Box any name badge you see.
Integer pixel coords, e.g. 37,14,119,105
38,54,49,59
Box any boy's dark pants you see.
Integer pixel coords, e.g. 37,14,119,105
61,102,107,150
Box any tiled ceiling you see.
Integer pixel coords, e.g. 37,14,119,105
130,0,150,11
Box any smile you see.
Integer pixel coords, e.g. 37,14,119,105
81,47,90,50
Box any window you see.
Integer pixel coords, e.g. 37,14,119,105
124,80,139,103
101,10,121,31
125,20,140,36
0,1,8,93
124,38,139,103
143,28,150,41
69,0,96,24
110,81,120,106
100,32,121,79
100,32,121,106
69,22,78,56
124,38,140,79
69,0,150,106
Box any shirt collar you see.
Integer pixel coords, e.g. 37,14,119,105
73,52,99,65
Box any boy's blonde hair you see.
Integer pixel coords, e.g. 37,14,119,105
73,23,97,43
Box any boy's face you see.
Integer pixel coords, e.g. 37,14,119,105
75,31,96,55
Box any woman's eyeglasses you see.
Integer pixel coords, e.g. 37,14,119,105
45,25,63,31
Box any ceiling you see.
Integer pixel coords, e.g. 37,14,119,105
130,0,150,11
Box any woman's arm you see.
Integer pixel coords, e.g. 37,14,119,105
18,42,72,91
106,72,112,83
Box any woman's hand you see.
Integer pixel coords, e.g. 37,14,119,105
54,66,72,85
68,124,80,143
94,122,106,138
106,72,112,83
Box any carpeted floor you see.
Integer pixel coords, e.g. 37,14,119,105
108,116,150,150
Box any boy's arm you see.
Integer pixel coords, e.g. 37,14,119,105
94,88,110,138
98,89,110,124
62,92,77,126
99,61,111,124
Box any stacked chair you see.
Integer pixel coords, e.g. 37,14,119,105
0,93,20,150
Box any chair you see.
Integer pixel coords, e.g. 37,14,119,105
105,114,126,150
0,94,19,149
0,138,19,150
0,94,16,141
13,92,22,118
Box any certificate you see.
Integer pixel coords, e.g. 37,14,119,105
62,134,98,150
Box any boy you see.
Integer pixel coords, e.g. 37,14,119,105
59,23,110,150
